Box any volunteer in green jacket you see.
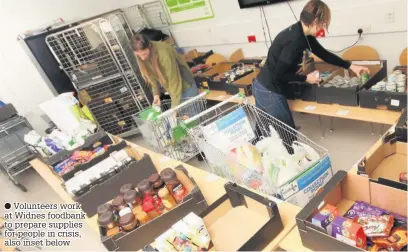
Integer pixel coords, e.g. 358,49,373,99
132,34,198,108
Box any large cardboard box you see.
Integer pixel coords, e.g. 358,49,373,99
101,164,207,251
296,170,407,251
359,65,407,111
357,129,407,190
316,60,387,106
144,182,284,251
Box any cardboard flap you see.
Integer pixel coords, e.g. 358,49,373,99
342,170,370,203
370,181,407,217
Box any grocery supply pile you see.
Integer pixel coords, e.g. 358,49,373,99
312,202,408,251
370,70,406,93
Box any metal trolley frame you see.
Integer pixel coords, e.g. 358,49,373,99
133,92,209,162
184,94,331,199
0,116,35,192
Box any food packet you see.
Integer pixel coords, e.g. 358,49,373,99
371,225,408,251
357,215,394,237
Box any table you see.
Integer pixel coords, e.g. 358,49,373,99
29,139,301,251
203,90,402,137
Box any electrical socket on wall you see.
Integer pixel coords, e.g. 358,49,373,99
385,11,395,23
358,25,371,36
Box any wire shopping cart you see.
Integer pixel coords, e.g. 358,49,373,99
133,91,210,162
184,94,332,206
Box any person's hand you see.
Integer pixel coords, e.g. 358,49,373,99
306,71,321,85
350,64,370,77
153,95,161,107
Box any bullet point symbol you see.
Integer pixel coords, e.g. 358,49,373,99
4,203,11,209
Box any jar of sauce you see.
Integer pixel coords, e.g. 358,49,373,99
123,190,142,215
97,203,113,216
148,173,166,193
98,211,120,237
119,183,134,196
160,168,187,203
119,213,139,232
142,195,160,219
112,195,132,217
137,179,164,213
158,187,177,210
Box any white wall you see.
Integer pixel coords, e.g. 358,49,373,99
174,0,407,67
0,0,406,131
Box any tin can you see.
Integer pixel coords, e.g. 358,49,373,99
361,71,370,84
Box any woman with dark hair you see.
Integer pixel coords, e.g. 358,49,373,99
131,34,198,107
253,0,369,129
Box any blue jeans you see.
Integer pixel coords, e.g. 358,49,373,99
252,78,296,129
181,82,199,99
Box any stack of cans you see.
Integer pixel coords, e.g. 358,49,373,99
370,70,406,92
323,75,361,88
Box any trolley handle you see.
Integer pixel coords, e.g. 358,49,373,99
157,90,209,119
184,93,245,124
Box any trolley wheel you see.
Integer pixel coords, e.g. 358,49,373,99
10,179,27,192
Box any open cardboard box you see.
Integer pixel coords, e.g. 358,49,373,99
287,62,339,101
357,130,408,190
225,68,260,96
144,182,283,251
316,60,387,106
296,170,407,251
100,164,208,251
359,66,407,111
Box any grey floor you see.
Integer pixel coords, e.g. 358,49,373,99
0,113,386,250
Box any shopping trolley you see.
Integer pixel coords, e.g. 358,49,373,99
184,94,332,206
133,91,210,162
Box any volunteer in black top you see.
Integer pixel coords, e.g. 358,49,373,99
253,0,369,129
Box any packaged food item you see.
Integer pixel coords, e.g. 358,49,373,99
142,195,160,219
119,213,139,232
149,173,166,194
98,211,120,237
183,213,211,249
344,201,407,227
328,216,367,249
357,215,394,237
155,229,178,252
312,204,339,230
135,211,151,224
120,183,134,196
160,168,188,203
371,225,408,251
123,189,142,215
138,179,164,213
158,187,177,210
344,201,387,219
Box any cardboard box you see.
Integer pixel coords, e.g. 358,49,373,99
359,66,407,111
144,182,283,251
316,60,387,106
225,69,259,96
101,165,207,251
357,130,407,190
296,170,407,251
396,109,407,143
287,62,339,102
